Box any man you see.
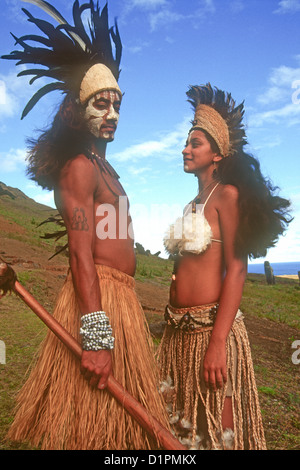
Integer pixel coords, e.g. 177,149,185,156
2,0,169,450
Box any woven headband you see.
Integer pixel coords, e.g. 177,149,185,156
79,64,122,104
192,104,230,157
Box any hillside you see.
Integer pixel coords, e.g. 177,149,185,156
0,181,299,450
0,181,65,265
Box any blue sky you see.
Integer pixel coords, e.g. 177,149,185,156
0,0,300,263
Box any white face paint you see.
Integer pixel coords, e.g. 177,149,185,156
83,90,121,141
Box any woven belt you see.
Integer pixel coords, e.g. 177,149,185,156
164,304,219,331
165,304,243,332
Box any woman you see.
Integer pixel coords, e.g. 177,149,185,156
158,84,291,450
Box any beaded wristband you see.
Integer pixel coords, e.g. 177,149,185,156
80,310,115,351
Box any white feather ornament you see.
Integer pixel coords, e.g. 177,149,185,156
164,212,213,256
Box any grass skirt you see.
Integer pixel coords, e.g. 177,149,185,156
7,265,169,450
156,304,267,450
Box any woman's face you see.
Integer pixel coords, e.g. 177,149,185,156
182,129,218,174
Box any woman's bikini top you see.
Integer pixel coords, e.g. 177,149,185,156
163,183,222,256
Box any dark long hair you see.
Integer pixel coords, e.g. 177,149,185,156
216,150,292,259
187,85,292,259
199,128,292,259
26,94,90,190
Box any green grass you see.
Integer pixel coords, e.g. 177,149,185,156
135,253,174,285
0,193,64,250
0,295,47,449
241,274,299,330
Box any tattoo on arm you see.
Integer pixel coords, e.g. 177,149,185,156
70,208,89,231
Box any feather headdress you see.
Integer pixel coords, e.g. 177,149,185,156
187,83,247,157
1,0,122,118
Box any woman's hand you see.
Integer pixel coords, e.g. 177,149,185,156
80,349,112,389
203,337,227,391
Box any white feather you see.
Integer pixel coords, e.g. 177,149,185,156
163,212,212,255
21,0,67,24
21,0,87,51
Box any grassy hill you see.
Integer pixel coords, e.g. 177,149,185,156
0,181,64,255
0,182,299,450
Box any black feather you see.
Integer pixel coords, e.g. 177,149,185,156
38,214,68,260
14,34,52,48
187,83,247,156
17,68,61,85
21,82,64,119
1,1,123,117
72,0,93,50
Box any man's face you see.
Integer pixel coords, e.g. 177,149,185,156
83,90,121,141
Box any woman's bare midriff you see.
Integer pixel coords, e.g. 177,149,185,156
169,245,225,308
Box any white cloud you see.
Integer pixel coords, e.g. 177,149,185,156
149,9,184,30
4,0,28,23
129,199,183,256
257,86,287,106
123,0,216,31
257,65,300,105
0,81,6,105
4,0,73,22
0,148,27,172
112,140,166,162
274,0,300,14
270,65,300,85
200,0,216,14
0,79,18,117
250,135,283,152
126,42,150,54
266,219,300,262
0,68,45,120
24,183,55,208
32,190,55,208
253,189,300,263
128,166,152,176
249,102,300,127
249,62,300,127
127,0,168,9
230,0,245,13
122,0,169,21
110,117,190,163
261,87,288,106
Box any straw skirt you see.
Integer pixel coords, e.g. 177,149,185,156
156,304,267,450
7,265,169,450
